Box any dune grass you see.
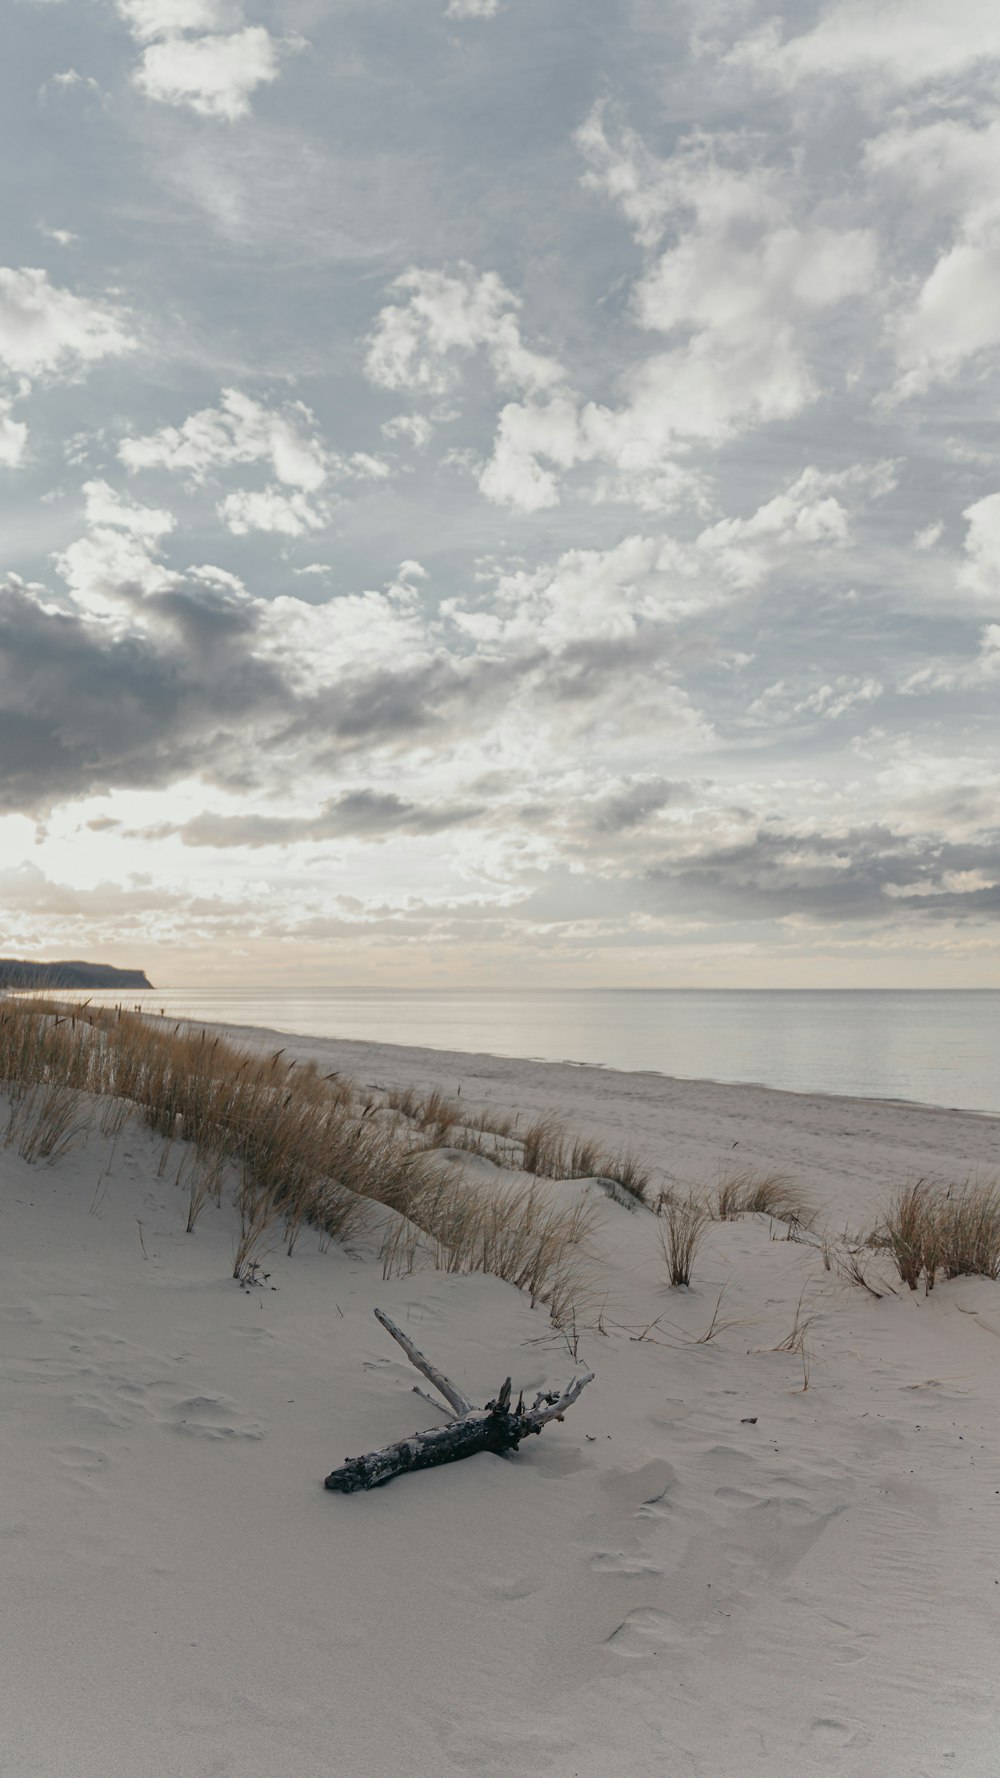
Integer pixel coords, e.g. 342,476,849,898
713,1168,814,1228
383,1088,651,1204
5,1080,93,1164
378,1165,597,1327
876,1177,1000,1293
518,1113,650,1203
0,998,597,1323
658,1190,710,1287
769,1288,818,1390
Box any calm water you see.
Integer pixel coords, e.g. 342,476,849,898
44,987,1000,1116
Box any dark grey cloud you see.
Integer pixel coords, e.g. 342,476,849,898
0,580,287,813
647,825,1000,924
131,788,486,848
589,777,689,833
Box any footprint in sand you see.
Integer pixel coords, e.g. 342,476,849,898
69,1389,137,1432
605,1606,685,1657
163,1395,264,1440
825,1626,878,1667
591,1551,663,1578
1,1302,45,1327
52,1443,110,1492
480,1574,543,1602
809,1717,860,1748
530,1445,593,1478
55,1443,108,1473
602,1458,677,1514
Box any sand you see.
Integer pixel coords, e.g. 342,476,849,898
3,1024,1000,1777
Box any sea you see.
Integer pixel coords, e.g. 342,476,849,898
46,986,1000,1118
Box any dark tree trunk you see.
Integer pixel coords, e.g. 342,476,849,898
325,1384,539,1492
323,1311,594,1493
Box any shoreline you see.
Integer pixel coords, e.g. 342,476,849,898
220,1013,1000,1121
199,1014,1000,1227
9,984,999,1116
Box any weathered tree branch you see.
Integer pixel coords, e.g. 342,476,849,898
411,1385,454,1416
324,1309,595,1493
528,1370,594,1425
373,1306,474,1416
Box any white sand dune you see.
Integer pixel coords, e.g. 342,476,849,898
3,1027,1000,1777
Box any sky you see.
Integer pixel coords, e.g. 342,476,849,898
2,0,1000,989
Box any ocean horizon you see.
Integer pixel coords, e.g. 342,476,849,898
36,985,1000,1118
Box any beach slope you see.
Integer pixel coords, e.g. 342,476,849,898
3,1030,999,1777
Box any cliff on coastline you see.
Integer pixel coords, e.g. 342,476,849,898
0,959,153,991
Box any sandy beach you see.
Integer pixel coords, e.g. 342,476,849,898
10,0,1000,1768
4,1019,1000,1778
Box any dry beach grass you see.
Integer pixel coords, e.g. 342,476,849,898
0,998,599,1321
876,1175,1000,1293
10,999,1000,1315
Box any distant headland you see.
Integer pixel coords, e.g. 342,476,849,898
0,960,153,991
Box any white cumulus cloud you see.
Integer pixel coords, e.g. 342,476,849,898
479,117,878,511
114,0,240,41
892,237,1000,400
120,389,328,489
365,265,564,398
83,478,175,540
0,266,132,380
958,492,1000,602
381,413,435,449
0,397,28,469
134,26,282,120
218,486,328,536
54,508,177,622
694,463,896,589
729,0,1000,92
444,533,712,652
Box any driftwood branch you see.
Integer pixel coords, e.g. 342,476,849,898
412,1385,453,1416
325,1309,594,1493
373,1306,474,1416
529,1371,594,1425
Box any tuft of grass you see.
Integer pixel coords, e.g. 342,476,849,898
936,1181,1000,1282
836,1238,896,1300
769,1288,818,1390
519,1113,650,1203
876,1177,1000,1293
694,1282,741,1344
520,1114,568,1179
604,1148,651,1204
877,1179,939,1292
9,1082,93,1164
659,1190,710,1287
770,1287,817,1355
714,1169,813,1228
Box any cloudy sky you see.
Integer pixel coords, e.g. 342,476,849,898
2,0,1000,988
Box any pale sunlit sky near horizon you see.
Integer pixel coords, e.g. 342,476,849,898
3,0,1000,988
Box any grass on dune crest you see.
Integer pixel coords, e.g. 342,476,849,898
649,1168,816,1291
0,998,597,1324
712,1168,815,1230
378,1168,597,1329
382,1089,651,1205
519,1113,651,1203
875,1177,1000,1293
